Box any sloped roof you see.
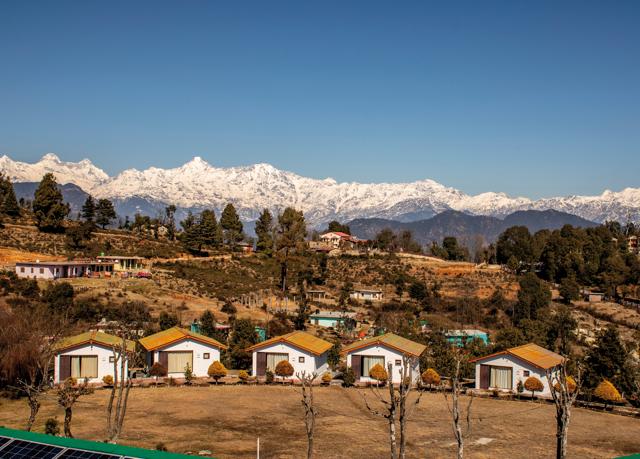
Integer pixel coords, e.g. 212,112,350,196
342,333,426,357
56,331,135,353
139,327,227,351
469,343,564,370
246,331,333,355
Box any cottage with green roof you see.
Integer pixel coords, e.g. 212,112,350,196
342,333,426,385
54,331,135,384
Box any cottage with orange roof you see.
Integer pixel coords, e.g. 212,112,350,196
139,327,227,377
470,343,564,397
342,333,426,385
247,331,333,379
54,331,135,384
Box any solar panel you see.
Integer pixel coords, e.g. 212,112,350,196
0,439,63,458
58,449,122,459
0,437,12,449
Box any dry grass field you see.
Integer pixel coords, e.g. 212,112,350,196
1,386,638,458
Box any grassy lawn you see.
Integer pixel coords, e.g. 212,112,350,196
1,386,638,458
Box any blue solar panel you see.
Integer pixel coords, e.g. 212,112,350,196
0,437,11,450
58,449,121,459
0,439,63,458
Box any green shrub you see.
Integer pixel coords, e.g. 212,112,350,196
45,418,60,436
342,367,356,387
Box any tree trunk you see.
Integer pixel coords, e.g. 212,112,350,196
64,407,73,438
26,396,40,431
556,406,570,459
387,362,397,459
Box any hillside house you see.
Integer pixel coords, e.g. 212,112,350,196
582,290,605,302
445,329,489,346
350,288,384,302
247,331,332,379
139,327,227,377
309,310,356,328
470,343,563,397
16,260,115,280
343,333,426,385
54,331,135,384
320,232,358,250
96,255,147,273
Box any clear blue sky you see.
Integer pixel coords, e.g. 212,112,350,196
1,1,638,198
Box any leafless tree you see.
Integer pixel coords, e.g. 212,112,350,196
0,308,65,431
361,357,422,459
546,362,582,459
293,371,319,459
105,302,148,442
56,378,94,438
443,352,473,459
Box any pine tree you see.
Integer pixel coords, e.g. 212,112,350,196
199,210,220,248
0,174,20,217
255,208,274,255
95,199,116,229
199,310,217,338
584,325,635,393
164,204,177,240
276,207,307,292
220,203,244,246
32,173,69,232
180,212,202,253
81,196,95,222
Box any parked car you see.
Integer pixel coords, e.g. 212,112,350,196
135,271,152,279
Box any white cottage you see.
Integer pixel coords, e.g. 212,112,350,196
247,331,333,380
54,331,135,384
139,327,227,378
350,288,384,302
343,333,426,385
470,343,563,397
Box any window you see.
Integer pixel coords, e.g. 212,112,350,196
167,351,193,373
20,267,25,273
299,356,305,363
266,353,289,371
362,356,385,377
490,366,513,390
523,370,530,377
70,356,98,379
39,268,44,274
395,360,401,366
30,268,34,273
109,356,115,363
203,353,210,359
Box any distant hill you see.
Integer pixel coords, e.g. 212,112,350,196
348,209,598,247
13,182,89,217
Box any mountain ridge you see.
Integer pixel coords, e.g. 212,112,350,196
1,153,638,226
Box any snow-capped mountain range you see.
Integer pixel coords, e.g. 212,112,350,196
1,153,639,225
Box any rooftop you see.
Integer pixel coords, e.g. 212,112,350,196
0,426,195,458
310,311,356,319
56,331,135,353
246,330,333,355
139,327,228,351
470,343,564,370
342,332,426,357
16,260,115,266
445,329,488,337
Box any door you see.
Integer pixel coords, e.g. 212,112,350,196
351,355,362,380
479,364,490,389
256,352,267,376
59,355,71,381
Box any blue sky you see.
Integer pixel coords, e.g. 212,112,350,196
0,1,638,198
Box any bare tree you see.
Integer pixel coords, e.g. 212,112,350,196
105,302,148,442
0,308,66,431
57,378,94,438
361,357,422,459
443,352,473,459
293,371,319,459
546,362,582,459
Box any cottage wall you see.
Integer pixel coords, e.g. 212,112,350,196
474,354,555,396
346,344,421,384
251,342,328,378
54,343,129,384
16,264,56,279
149,339,221,377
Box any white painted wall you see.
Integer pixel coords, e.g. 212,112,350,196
251,342,328,379
474,354,557,397
346,344,421,384
149,338,221,377
54,343,129,384
16,264,56,279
